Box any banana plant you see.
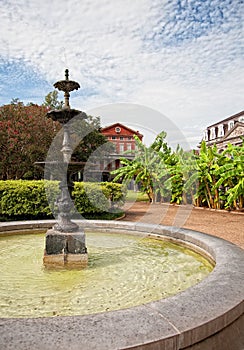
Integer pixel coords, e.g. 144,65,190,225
185,141,221,209
167,147,199,205
214,141,244,209
112,132,172,203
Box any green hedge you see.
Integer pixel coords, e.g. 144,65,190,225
73,182,126,214
0,180,126,221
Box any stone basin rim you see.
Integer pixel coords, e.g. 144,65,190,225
0,219,243,350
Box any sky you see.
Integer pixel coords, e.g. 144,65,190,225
0,0,243,148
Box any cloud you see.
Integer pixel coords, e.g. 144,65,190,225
0,0,243,148
143,0,243,48
0,58,50,104
87,103,191,149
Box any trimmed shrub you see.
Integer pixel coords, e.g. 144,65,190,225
0,180,126,220
73,182,110,214
73,182,127,215
100,182,127,207
0,180,58,220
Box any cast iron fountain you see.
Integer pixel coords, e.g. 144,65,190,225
43,69,88,268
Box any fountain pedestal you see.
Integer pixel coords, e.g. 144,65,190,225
43,230,88,268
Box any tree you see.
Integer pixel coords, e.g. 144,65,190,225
163,146,187,205
42,90,113,164
43,90,63,110
0,101,59,179
71,115,114,163
214,141,244,209
112,131,243,209
0,100,113,180
189,141,221,209
112,132,172,203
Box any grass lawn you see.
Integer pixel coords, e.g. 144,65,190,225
125,190,149,202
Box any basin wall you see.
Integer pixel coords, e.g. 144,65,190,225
0,220,243,350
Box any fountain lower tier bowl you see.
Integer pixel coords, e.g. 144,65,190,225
0,220,243,350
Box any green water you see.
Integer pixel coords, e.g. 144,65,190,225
0,231,213,318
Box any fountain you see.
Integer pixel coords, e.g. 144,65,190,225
43,69,88,268
0,71,243,349
0,220,243,349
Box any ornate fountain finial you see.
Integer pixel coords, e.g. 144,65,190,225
53,69,80,109
65,68,69,80
48,70,82,123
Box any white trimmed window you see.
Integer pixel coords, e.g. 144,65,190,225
228,120,234,130
203,130,208,141
238,116,244,123
119,143,124,152
210,127,216,140
127,143,132,152
218,124,224,137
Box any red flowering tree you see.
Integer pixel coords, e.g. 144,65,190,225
0,101,59,179
0,96,112,180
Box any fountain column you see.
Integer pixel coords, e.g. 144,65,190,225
43,69,88,268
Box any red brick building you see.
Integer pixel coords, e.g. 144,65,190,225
83,123,143,182
101,123,143,154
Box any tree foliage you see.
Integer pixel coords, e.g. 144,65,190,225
186,141,244,210
42,90,63,110
70,115,114,163
0,97,112,180
214,141,244,209
112,133,244,211
0,102,59,179
112,132,172,203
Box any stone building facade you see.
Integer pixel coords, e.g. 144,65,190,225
203,110,244,151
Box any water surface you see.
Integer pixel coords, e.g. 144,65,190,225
0,231,213,318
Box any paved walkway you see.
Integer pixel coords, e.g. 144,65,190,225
121,202,244,249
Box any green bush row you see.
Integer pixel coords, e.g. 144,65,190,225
0,180,126,221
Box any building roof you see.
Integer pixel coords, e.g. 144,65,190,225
101,122,143,138
207,110,244,128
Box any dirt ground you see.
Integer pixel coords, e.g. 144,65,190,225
121,202,244,249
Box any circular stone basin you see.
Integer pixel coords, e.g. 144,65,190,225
0,230,212,318
0,220,243,350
